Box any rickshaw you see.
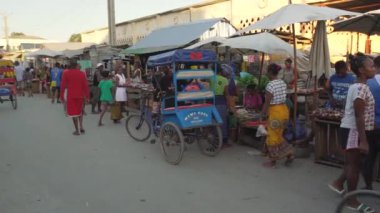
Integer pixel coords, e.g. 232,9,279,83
125,49,223,165
0,59,17,109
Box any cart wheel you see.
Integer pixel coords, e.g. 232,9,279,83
125,115,151,142
160,122,185,165
10,95,17,110
197,125,223,157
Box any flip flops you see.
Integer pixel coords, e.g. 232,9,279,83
347,203,375,213
328,183,345,196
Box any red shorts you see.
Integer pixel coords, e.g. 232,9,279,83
66,98,84,117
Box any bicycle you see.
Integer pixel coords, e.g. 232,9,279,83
335,190,380,213
125,91,161,142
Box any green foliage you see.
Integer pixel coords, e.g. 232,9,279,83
237,72,258,88
10,32,25,37
68,34,82,42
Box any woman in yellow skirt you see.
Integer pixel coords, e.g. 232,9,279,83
261,63,294,168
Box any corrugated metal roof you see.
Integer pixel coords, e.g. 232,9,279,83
123,18,224,54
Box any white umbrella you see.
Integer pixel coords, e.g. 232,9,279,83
332,9,380,53
237,4,359,33
220,32,300,56
27,49,62,57
310,21,330,79
237,4,358,142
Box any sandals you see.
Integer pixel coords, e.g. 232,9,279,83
72,131,80,136
80,129,85,134
285,155,295,166
262,161,276,168
347,203,375,213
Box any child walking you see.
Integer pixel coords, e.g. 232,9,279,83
98,71,114,126
23,68,33,97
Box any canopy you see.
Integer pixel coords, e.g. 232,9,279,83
332,9,380,35
147,49,216,67
62,49,84,58
220,32,299,56
237,4,359,33
310,21,331,78
185,37,226,50
26,49,62,57
123,18,235,55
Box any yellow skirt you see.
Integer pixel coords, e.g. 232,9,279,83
266,104,293,160
110,102,123,121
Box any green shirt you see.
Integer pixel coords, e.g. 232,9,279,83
98,79,114,102
211,75,228,96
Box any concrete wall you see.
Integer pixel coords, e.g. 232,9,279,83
81,28,108,45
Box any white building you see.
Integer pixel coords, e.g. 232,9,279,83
80,0,380,56
0,34,51,51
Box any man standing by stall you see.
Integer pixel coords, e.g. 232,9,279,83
279,58,296,88
91,63,103,114
60,60,90,136
325,60,356,108
14,61,25,96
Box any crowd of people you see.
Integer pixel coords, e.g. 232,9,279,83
9,53,380,211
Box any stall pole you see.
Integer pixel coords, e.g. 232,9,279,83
289,0,298,142
258,52,265,86
365,34,371,54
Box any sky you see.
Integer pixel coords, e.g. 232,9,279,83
0,0,203,41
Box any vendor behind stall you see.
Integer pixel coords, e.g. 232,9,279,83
325,60,356,108
262,63,294,168
244,84,262,111
279,58,296,88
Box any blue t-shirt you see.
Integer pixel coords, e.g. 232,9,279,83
329,73,356,102
367,75,380,127
51,67,63,87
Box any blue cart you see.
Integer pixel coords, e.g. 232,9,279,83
126,49,223,165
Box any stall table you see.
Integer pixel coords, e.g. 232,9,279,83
313,118,344,167
313,116,380,182
32,79,40,93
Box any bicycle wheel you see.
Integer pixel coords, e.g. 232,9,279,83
10,94,17,110
125,114,151,142
336,190,380,213
160,122,185,165
197,125,223,156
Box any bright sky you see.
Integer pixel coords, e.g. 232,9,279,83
0,0,202,41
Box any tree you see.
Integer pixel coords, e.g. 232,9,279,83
10,32,25,37
69,34,82,42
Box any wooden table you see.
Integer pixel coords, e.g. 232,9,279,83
313,118,344,168
237,119,266,150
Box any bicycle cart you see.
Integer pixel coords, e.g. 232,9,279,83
0,59,17,109
126,49,223,165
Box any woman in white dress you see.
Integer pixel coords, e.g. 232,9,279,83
111,61,127,123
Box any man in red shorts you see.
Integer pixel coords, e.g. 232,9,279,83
60,60,90,135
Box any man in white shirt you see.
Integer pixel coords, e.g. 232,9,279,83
14,61,25,96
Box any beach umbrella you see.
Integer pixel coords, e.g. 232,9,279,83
310,21,331,79
332,9,380,53
237,4,359,34
220,32,301,56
